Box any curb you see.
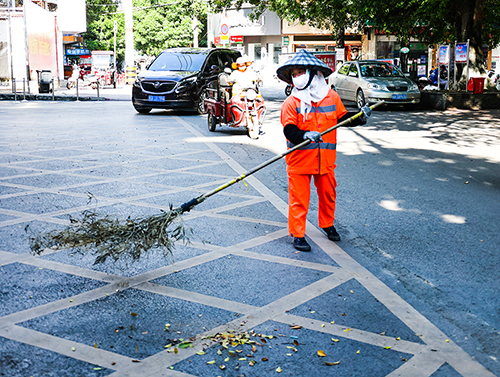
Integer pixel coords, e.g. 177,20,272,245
0,93,109,102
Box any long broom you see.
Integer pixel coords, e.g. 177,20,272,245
29,101,384,264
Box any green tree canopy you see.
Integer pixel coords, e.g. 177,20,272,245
133,0,208,56
82,0,208,65
83,0,125,66
210,0,500,74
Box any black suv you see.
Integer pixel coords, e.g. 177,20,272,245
132,48,241,114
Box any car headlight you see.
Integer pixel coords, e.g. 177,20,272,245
367,83,383,90
409,83,419,91
175,76,197,93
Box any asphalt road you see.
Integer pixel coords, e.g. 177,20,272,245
0,85,499,376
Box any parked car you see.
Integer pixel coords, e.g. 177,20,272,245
132,48,241,114
330,60,420,108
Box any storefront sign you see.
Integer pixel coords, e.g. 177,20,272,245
66,49,91,56
400,47,410,54
455,43,468,63
283,36,289,46
230,36,243,43
220,35,229,44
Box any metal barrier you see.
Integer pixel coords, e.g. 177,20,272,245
12,78,28,101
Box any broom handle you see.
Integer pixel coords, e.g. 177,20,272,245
179,101,385,213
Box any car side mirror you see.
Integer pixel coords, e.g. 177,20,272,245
348,71,358,77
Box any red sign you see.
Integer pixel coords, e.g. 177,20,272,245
214,36,221,45
230,36,243,43
221,24,229,35
313,53,336,72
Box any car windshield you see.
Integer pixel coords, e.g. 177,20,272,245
148,52,207,71
359,62,404,78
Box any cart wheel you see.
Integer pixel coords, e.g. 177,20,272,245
208,112,217,132
247,116,259,139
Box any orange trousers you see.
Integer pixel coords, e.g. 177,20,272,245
288,171,337,238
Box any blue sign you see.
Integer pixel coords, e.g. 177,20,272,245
66,49,91,56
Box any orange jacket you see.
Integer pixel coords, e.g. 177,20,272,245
281,89,347,175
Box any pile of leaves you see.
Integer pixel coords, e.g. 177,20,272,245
28,206,191,264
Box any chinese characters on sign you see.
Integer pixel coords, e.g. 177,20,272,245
66,49,91,56
439,45,449,64
455,43,468,63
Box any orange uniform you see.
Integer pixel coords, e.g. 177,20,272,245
281,89,347,238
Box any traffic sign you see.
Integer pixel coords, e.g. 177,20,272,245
221,24,229,35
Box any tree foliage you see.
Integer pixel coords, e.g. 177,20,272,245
82,0,125,65
133,0,208,56
82,0,208,63
210,0,500,73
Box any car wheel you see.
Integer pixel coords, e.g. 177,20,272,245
197,89,207,114
208,112,217,132
133,103,152,114
356,90,366,109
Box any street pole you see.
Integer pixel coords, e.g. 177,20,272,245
8,0,14,93
113,20,117,70
123,0,134,70
192,16,198,48
23,0,30,93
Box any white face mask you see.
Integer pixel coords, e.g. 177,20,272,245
292,70,310,90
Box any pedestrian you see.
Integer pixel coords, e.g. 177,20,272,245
276,49,372,251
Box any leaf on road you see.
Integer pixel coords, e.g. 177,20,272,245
289,325,302,330
262,357,268,361
344,328,352,333
325,360,341,366
206,360,216,365
196,351,205,355
276,366,283,373
293,340,299,346
331,338,339,342
384,346,392,350
317,350,326,357
131,312,138,317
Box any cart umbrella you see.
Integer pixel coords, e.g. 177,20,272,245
29,101,384,264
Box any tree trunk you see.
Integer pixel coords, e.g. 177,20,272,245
452,0,485,76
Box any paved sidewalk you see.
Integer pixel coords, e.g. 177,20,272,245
0,101,496,376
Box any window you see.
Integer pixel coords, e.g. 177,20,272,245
338,63,350,76
348,64,358,76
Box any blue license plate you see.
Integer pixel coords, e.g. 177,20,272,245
148,95,165,102
392,94,407,100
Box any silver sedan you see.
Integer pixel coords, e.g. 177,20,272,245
330,60,420,108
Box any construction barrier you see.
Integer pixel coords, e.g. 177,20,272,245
125,66,137,85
